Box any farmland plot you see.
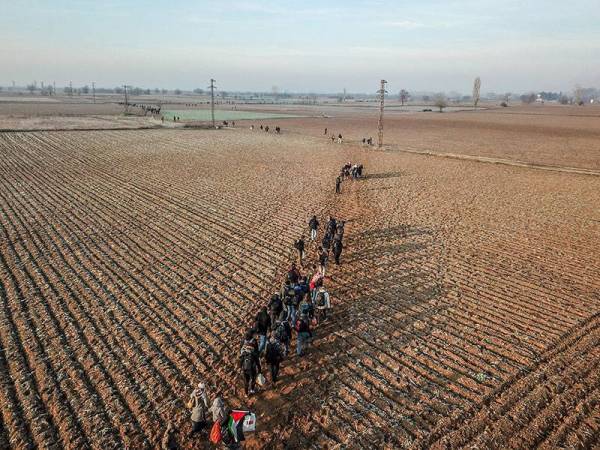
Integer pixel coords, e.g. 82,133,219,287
0,128,598,449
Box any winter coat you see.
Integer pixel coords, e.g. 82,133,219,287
189,388,209,422
255,310,271,335
209,397,227,423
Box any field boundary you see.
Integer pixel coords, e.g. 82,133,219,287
388,146,600,176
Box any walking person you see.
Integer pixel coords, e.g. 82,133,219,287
318,246,328,277
240,332,261,396
333,238,343,265
314,286,331,323
209,395,227,424
287,263,301,285
295,314,312,356
337,133,343,144
294,236,305,266
254,306,271,354
265,336,284,384
188,382,209,436
322,231,332,251
268,294,283,325
281,280,297,324
327,217,337,236
274,311,292,356
324,127,328,135
308,215,319,241
335,176,342,194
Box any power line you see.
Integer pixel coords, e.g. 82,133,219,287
208,78,216,128
123,84,129,112
377,79,387,148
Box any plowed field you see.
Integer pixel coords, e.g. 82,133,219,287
0,127,598,449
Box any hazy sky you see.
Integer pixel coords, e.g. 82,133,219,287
2,0,600,93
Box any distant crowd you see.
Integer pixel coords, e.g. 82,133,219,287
336,161,364,194
250,124,281,134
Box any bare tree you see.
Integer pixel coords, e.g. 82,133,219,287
174,88,182,95
573,85,584,105
434,93,448,112
399,89,409,106
26,83,36,94
472,76,481,108
520,93,536,104
81,85,90,94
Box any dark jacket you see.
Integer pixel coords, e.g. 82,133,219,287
333,240,343,255
309,217,319,230
269,295,283,316
255,310,271,335
328,218,337,232
319,251,328,266
240,343,261,374
296,316,312,336
275,320,292,342
294,239,305,252
287,267,300,284
265,341,283,364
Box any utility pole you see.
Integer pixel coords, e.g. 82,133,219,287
377,79,387,149
69,81,73,96
53,81,56,96
123,85,129,112
208,78,216,128
92,82,96,103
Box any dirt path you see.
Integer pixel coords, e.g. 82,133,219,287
387,146,600,177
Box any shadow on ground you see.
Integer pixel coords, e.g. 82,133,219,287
259,223,449,448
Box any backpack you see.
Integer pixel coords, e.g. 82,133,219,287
274,325,285,342
210,421,222,444
266,342,282,363
241,348,255,373
317,291,327,307
295,317,309,333
283,288,295,306
300,302,311,315
270,297,282,313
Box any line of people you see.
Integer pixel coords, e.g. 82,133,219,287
323,127,343,143
239,220,342,397
250,124,281,133
336,162,364,193
180,217,344,448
